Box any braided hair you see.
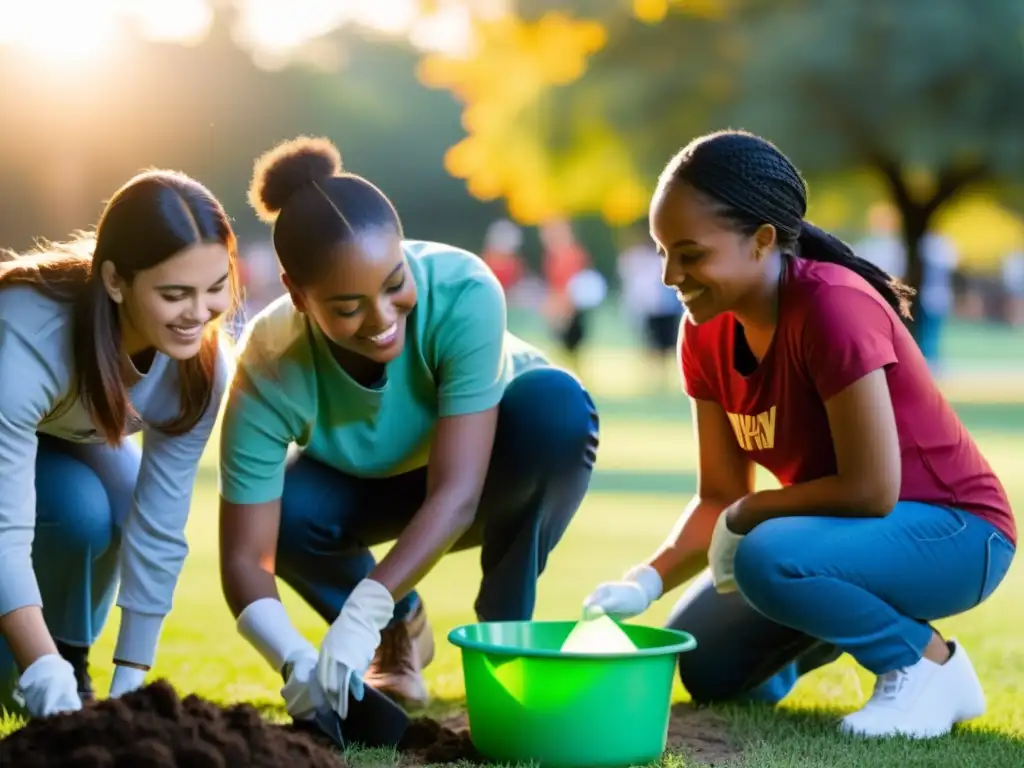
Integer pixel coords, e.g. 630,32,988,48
658,130,915,319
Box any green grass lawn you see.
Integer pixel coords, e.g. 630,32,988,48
6,318,1024,767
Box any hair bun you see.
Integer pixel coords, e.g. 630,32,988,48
248,136,343,222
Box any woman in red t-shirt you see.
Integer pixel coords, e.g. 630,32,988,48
582,130,1015,740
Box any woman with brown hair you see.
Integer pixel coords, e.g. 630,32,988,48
0,169,239,717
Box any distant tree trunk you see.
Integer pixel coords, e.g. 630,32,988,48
870,157,987,340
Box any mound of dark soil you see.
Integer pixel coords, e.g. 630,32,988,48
397,716,482,764
0,685,741,767
0,680,344,768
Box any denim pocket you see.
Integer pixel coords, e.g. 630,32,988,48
905,503,968,542
977,531,1016,605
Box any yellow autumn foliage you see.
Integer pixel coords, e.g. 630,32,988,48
417,10,655,225
633,0,726,24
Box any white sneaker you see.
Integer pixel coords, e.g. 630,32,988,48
840,638,986,739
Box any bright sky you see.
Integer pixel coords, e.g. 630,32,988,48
0,0,489,68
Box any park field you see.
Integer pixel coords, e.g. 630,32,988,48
6,317,1024,767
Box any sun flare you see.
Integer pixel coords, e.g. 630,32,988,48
0,0,120,65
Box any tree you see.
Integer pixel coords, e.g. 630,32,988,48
415,1,731,226
727,0,1024,311
0,13,494,253
424,0,1024,334
416,10,649,225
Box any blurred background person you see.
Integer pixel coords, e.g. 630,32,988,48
481,218,526,295
916,230,959,374
854,203,907,281
540,218,595,369
616,224,683,390
1001,249,1024,326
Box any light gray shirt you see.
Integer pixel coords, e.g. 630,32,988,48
0,286,231,666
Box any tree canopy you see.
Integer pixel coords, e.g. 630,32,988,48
416,0,1024,284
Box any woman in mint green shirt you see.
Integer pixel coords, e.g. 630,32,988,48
219,137,599,722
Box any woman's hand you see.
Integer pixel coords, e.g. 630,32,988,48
281,644,327,721
723,495,760,535
708,505,748,593
316,578,394,719
582,564,663,620
13,654,81,718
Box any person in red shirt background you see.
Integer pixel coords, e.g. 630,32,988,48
582,130,1015,740
481,218,525,292
540,218,592,362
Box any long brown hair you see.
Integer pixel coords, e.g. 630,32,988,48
0,170,241,445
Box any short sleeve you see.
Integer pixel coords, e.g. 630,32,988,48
433,273,512,418
218,361,300,506
802,286,898,401
679,316,715,401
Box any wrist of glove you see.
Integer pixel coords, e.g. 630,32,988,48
582,564,663,620
316,578,395,720
708,512,746,593
109,664,149,698
14,654,82,718
237,597,312,675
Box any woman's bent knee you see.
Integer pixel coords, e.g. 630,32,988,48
677,654,747,704
497,367,599,468
35,451,115,556
732,518,805,598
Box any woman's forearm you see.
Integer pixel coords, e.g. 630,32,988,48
729,475,893,534
0,606,58,672
370,488,476,601
222,557,282,619
646,496,727,594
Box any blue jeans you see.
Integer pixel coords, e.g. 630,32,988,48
0,436,138,696
275,366,599,625
668,502,1015,704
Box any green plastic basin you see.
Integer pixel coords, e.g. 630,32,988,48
447,620,697,767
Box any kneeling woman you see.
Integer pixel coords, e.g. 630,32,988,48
219,137,598,719
584,130,1014,740
0,171,237,717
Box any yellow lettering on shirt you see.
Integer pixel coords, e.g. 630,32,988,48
726,406,776,451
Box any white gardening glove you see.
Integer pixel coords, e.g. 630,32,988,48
582,564,663,620
316,578,394,720
109,665,148,698
236,596,326,719
708,512,745,593
13,654,83,718
281,644,327,722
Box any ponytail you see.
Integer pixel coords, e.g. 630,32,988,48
797,222,915,320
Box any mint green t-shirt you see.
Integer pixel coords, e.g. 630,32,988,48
219,239,548,505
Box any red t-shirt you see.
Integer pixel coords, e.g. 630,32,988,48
680,256,1015,544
